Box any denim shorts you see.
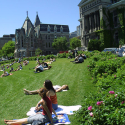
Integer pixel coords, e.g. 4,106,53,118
52,103,58,110
27,113,49,124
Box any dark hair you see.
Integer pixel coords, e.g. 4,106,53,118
44,80,55,92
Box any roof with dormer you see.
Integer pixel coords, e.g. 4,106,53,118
40,24,69,32
22,16,34,36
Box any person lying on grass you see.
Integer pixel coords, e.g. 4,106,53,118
4,87,57,125
24,80,60,110
1,70,13,77
24,84,69,94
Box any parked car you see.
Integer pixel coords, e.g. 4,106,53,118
102,48,117,54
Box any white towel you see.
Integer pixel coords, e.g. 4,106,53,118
27,105,82,116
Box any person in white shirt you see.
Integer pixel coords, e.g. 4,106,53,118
35,63,44,73
34,63,52,73
116,45,124,57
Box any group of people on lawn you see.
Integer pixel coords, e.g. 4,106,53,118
0,60,29,77
34,58,55,73
4,80,69,125
3,57,69,124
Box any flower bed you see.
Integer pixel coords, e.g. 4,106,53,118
75,51,125,124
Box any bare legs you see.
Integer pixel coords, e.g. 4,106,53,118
23,89,39,95
56,85,69,92
4,118,28,125
24,85,69,94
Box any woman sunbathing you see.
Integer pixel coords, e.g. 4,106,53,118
24,84,69,94
4,87,57,125
1,70,13,77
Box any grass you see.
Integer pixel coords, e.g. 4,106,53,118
0,58,97,125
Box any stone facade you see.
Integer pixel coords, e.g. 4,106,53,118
69,31,77,38
14,14,69,58
77,25,81,36
0,34,15,49
78,0,125,47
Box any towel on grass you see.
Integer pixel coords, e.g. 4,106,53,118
13,113,70,125
27,105,82,116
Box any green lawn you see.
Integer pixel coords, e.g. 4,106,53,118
0,58,97,125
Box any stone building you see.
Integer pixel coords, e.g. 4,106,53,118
14,13,69,58
0,34,15,49
77,25,81,36
69,31,77,38
78,0,125,47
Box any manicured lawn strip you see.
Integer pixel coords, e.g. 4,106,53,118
0,58,97,125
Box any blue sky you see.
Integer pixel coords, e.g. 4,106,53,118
0,0,81,37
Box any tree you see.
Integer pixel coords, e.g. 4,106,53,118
70,37,81,49
0,50,2,58
52,37,69,51
88,39,104,51
35,48,42,56
2,41,15,56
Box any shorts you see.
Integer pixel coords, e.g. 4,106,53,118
52,103,58,110
27,113,49,124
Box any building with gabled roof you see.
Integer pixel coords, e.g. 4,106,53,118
14,13,69,58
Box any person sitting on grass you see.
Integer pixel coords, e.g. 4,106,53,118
14,63,23,71
1,70,13,77
42,62,48,68
74,54,84,63
24,80,59,110
34,63,52,73
9,67,14,72
4,87,57,125
82,53,87,59
34,63,44,73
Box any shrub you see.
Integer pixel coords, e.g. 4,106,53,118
75,91,125,125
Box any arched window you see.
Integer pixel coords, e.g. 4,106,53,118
46,42,47,48
60,26,63,33
21,36,23,47
31,35,33,47
48,25,50,32
54,25,57,32
48,35,50,39
49,43,50,47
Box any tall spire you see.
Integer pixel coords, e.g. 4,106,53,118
22,11,34,36
34,12,40,27
27,11,28,17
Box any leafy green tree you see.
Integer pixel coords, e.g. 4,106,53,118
2,41,15,56
52,37,69,51
88,39,104,51
35,48,42,56
0,50,2,58
119,39,124,46
70,37,81,49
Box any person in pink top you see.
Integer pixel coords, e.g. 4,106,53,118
4,88,57,125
